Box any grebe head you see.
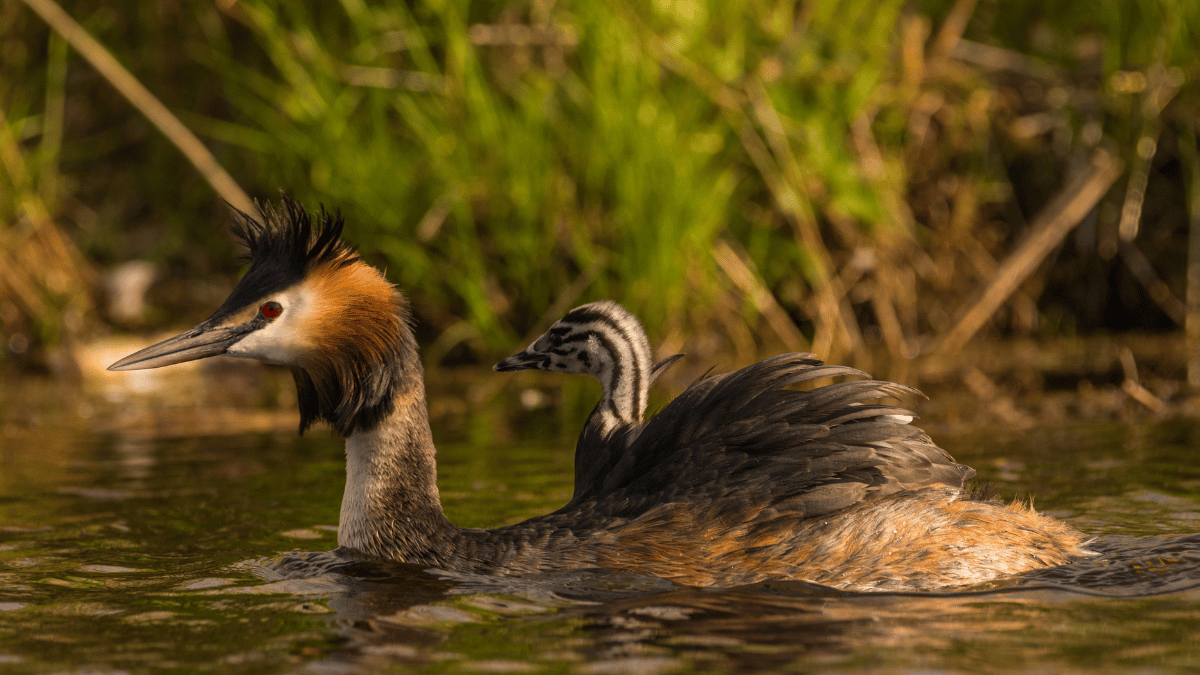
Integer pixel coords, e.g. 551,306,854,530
494,300,684,433
104,197,1092,588
494,301,652,379
108,196,415,435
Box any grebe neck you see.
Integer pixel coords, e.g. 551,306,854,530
336,354,457,560
586,334,651,434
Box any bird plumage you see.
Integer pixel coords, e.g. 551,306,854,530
109,196,1093,591
494,300,682,498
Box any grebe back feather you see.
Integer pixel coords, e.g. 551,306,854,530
109,196,1093,591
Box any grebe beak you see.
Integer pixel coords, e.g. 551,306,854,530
493,349,546,373
108,321,252,371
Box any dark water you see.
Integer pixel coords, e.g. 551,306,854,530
5,376,1200,673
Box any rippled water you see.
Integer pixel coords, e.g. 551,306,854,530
4,372,1200,673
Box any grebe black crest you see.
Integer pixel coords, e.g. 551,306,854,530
110,196,1093,591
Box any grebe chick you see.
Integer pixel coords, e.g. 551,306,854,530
109,197,1092,591
493,300,683,500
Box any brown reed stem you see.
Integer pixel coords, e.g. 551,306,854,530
18,0,259,219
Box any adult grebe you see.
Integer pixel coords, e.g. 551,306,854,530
109,197,1091,591
494,300,682,500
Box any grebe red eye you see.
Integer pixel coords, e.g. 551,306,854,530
260,301,282,319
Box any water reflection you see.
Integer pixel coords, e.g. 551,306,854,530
6,372,1200,672
1015,534,1200,594
241,535,1200,673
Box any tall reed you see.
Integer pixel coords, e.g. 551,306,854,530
4,0,1199,381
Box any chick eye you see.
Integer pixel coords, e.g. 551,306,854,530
260,301,283,319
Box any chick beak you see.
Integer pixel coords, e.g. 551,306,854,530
493,349,547,373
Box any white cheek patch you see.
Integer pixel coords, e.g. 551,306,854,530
226,287,312,366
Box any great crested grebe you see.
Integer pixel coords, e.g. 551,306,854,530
109,197,1092,591
494,300,682,500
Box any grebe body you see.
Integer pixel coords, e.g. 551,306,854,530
109,197,1092,591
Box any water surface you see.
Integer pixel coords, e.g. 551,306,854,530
4,372,1200,673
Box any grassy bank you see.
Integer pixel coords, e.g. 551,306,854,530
2,0,1199,383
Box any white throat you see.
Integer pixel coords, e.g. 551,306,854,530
336,419,442,552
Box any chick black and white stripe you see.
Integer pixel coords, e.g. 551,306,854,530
495,301,682,498
496,301,679,435
114,198,1095,592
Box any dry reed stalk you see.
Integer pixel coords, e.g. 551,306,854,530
733,122,839,357
0,253,51,319
900,15,930,88
885,244,924,340
1119,241,1185,325
948,40,1051,78
712,239,806,353
1118,133,1158,243
868,282,910,361
18,0,258,220
849,103,925,369
928,0,979,60
1118,346,1167,414
0,108,93,351
961,366,1035,428
743,81,861,360
938,148,1124,354
956,228,1041,328
646,37,851,359
1118,65,1182,243
1183,125,1200,387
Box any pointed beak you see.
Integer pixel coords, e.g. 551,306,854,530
493,349,546,373
108,322,251,371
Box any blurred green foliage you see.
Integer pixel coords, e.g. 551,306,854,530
2,0,1199,369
